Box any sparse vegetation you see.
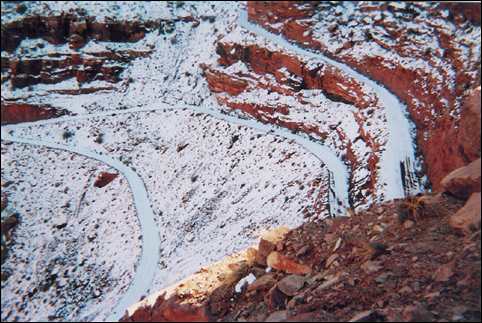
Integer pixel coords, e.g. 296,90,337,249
62,130,75,140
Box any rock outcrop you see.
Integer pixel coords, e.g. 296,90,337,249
2,50,150,89
457,87,481,163
94,172,119,188
213,41,375,109
441,158,481,199
1,14,151,53
0,13,158,91
1,101,70,124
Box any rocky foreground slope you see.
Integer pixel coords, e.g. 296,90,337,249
122,157,481,322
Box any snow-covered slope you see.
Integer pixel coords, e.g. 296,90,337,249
1,141,141,321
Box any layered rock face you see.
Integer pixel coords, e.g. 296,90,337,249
246,1,481,190
1,13,153,91
1,14,150,52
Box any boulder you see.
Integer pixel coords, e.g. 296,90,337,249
94,172,119,188
441,159,481,199
277,275,306,296
255,227,289,266
449,193,481,234
247,274,276,292
264,285,287,311
267,252,312,275
68,33,85,49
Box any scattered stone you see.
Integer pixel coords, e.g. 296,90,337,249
307,272,325,285
251,266,267,278
247,274,276,292
185,233,195,242
451,305,470,321
349,310,383,322
16,3,27,14
54,215,68,229
361,260,382,274
1,212,20,265
433,261,455,282
333,237,342,251
372,224,385,233
287,294,305,309
404,220,415,229
325,253,339,268
314,274,339,292
176,143,189,152
285,311,337,322
424,291,440,301
402,304,435,322
375,272,393,284
369,242,388,259
375,206,384,215
68,33,85,49
265,310,288,322
296,245,311,257
277,275,306,296
1,193,8,211
399,286,413,295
